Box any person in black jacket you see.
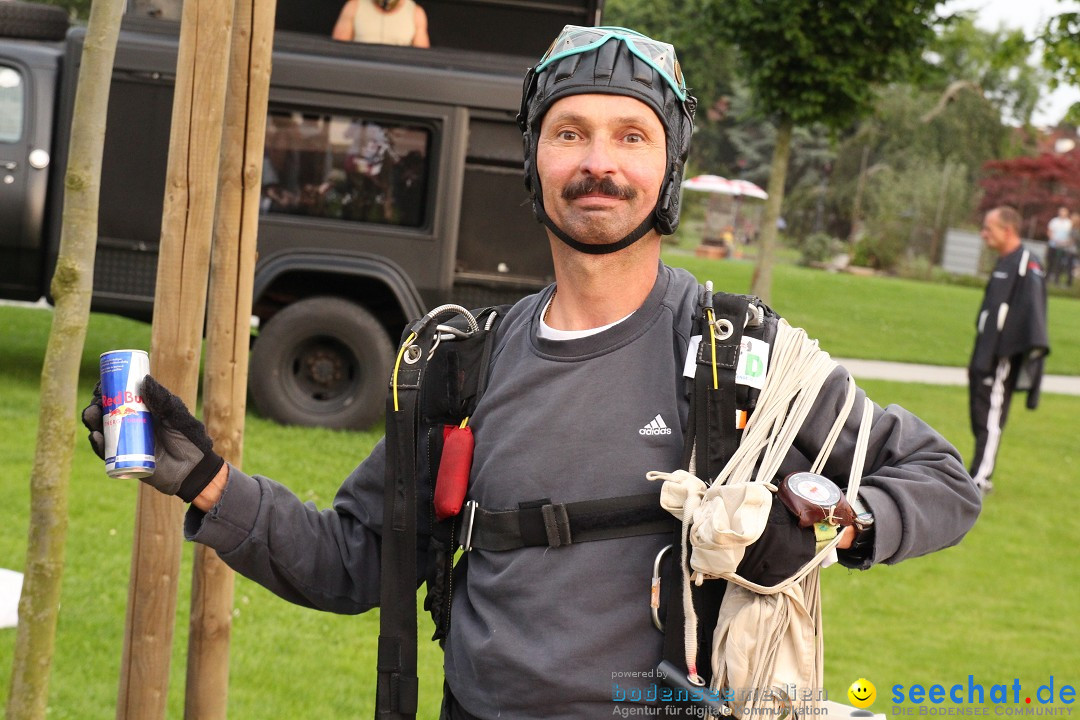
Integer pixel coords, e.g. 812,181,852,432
969,206,1050,495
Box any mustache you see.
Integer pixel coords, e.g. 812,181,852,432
561,176,637,201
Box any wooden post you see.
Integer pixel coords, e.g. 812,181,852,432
117,0,235,716
183,0,275,715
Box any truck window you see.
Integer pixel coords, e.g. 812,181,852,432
262,109,431,228
0,65,23,143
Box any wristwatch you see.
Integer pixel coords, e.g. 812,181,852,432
845,493,876,561
850,494,874,532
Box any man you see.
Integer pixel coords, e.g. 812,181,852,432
84,27,980,719
332,0,430,47
1046,206,1072,286
969,206,1050,494
1066,211,1080,288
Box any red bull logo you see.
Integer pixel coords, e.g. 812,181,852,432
108,405,139,418
102,389,144,410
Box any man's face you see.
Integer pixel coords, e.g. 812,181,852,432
981,210,1008,252
535,93,667,248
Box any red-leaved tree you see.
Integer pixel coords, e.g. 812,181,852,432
979,149,1080,238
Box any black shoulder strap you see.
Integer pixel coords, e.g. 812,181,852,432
662,285,768,700
377,305,507,720
694,290,751,481
377,320,435,719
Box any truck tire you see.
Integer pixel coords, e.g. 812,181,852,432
249,297,395,430
0,2,69,41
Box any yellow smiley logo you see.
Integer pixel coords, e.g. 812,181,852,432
848,678,877,709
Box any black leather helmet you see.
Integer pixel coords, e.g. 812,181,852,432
518,25,697,254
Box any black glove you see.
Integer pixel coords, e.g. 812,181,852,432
82,382,107,461
734,499,816,586
82,375,224,503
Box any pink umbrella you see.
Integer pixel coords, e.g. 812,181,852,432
683,174,768,200
683,175,768,254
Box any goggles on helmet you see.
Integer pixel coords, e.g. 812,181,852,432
535,25,687,102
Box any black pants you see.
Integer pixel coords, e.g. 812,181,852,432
969,358,1015,487
1061,252,1076,287
1047,247,1062,285
1047,247,1076,286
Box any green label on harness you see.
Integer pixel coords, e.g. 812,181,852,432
736,336,770,390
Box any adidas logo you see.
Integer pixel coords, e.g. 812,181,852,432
639,414,672,436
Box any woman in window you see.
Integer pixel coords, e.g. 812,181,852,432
331,0,430,48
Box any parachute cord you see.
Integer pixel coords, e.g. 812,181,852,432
681,490,704,685
391,332,417,412
705,309,719,390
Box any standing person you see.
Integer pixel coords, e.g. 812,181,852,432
1046,205,1072,286
83,26,980,718
969,206,1050,495
1067,211,1080,287
332,0,430,48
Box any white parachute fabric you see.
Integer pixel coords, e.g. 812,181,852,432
657,471,773,577
711,582,815,711
649,319,875,716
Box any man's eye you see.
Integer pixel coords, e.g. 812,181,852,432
558,130,579,141
625,133,645,143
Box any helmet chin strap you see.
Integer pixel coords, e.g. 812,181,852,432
536,202,656,255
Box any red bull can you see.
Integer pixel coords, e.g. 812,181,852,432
99,349,155,479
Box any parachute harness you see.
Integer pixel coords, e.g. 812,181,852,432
648,318,874,712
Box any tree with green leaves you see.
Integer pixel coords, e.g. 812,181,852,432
1043,10,1080,124
707,0,941,302
605,0,741,176
819,16,1037,273
825,81,1008,268
924,14,1044,127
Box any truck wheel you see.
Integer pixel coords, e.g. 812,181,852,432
0,2,70,41
249,297,394,430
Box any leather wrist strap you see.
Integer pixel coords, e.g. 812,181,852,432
177,453,225,503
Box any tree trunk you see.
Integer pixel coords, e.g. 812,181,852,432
750,118,794,304
848,143,871,246
4,0,127,717
115,0,235,716
183,0,275,715
929,162,953,267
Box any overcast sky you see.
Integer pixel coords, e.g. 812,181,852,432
941,0,1080,126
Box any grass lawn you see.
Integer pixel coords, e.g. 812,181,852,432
663,251,1080,376
821,379,1079,709
1,281,1077,717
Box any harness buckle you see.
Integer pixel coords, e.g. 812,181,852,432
461,500,478,552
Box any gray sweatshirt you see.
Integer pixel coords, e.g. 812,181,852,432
186,263,980,718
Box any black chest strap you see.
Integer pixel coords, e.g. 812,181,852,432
457,493,671,551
